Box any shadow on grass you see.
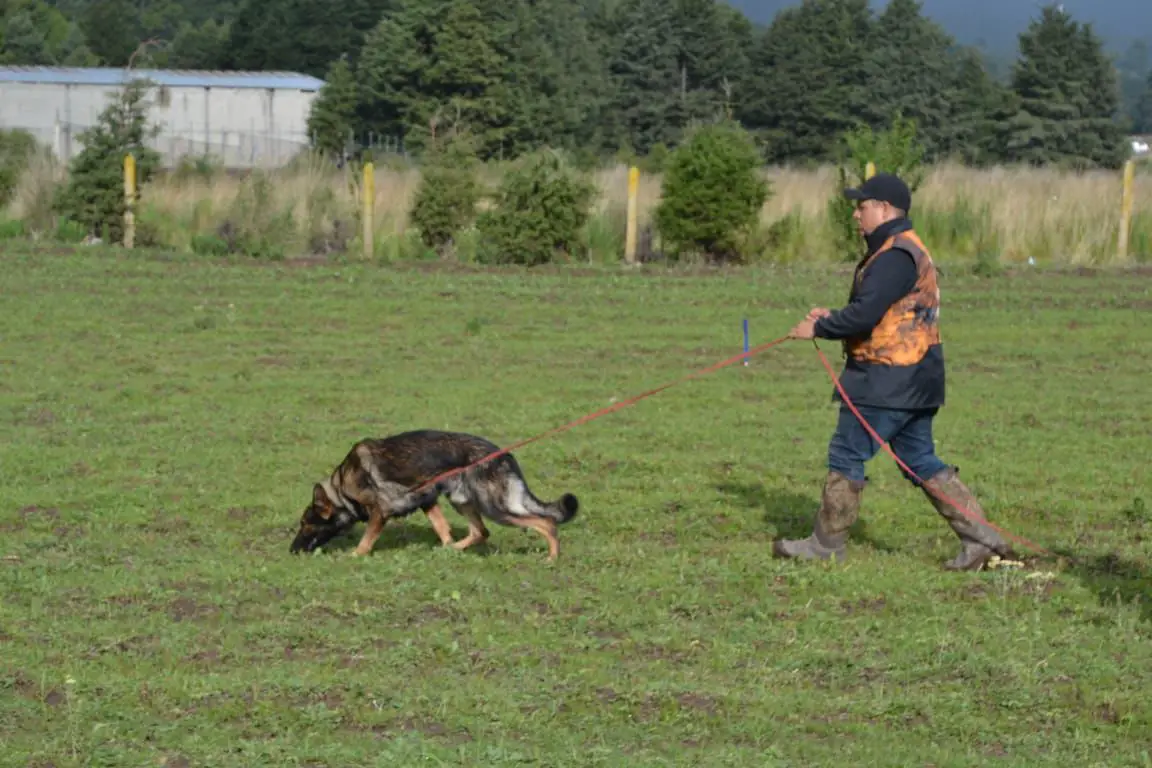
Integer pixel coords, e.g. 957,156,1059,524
1054,547,1152,626
714,480,897,552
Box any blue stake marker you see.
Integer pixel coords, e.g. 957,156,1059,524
743,318,750,366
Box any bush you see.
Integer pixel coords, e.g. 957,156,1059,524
55,218,87,243
191,233,230,256
0,218,26,240
409,134,481,256
53,79,162,243
653,121,770,263
214,172,294,260
475,149,596,265
0,129,38,209
829,114,927,260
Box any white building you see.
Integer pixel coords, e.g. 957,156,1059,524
0,66,326,169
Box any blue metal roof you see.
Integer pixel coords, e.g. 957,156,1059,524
0,66,325,90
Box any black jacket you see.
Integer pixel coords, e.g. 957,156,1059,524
813,218,946,411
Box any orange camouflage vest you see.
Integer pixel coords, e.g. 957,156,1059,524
844,229,941,366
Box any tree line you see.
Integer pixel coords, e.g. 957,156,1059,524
1,0,1149,169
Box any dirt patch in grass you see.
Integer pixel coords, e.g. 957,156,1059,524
361,717,473,745
187,648,223,666
22,408,56,426
633,643,697,663
21,505,60,520
840,596,888,615
404,604,465,626
168,597,217,622
9,671,64,706
84,635,160,659
632,691,720,722
140,513,192,536
638,531,679,548
3,505,62,533
676,692,719,714
227,506,261,521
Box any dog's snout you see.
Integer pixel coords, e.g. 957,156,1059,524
289,529,311,554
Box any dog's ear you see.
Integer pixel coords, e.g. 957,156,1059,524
312,483,334,519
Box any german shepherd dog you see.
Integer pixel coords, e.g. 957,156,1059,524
289,430,579,560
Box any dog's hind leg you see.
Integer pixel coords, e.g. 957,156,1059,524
423,503,455,547
503,515,560,560
448,502,490,552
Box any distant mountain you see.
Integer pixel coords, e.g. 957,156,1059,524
725,0,1152,55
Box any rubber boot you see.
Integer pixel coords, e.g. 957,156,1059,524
920,466,1014,571
773,471,864,562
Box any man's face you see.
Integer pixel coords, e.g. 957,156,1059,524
852,199,895,236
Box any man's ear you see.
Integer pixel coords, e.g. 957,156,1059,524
312,483,333,519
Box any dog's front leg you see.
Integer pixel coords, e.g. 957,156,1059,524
352,506,387,556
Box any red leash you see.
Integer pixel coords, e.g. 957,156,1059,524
410,335,793,494
404,330,1047,558
812,342,1048,556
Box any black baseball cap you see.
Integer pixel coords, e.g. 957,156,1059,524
843,172,912,212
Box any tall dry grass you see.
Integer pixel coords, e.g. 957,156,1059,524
4,152,1151,265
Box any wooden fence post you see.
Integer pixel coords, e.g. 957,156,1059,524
624,165,640,264
362,162,375,259
1118,158,1135,261
123,153,136,248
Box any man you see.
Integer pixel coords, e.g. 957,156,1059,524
776,172,1013,571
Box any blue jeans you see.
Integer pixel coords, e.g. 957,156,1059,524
827,405,950,485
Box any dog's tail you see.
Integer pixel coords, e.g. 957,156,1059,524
507,476,579,524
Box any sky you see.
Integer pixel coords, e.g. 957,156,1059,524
725,0,1152,54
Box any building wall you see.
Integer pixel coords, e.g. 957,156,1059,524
0,80,319,169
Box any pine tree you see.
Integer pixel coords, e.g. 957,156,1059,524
1073,22,1129,168
717,5,758,121
606,0,682,155
671,0,752,126
307,56,359,157
1,1,95,65
942,47,1018,165
742,0,877,164
1005,4,1127,169
356,1,427,144
80,0,139,65
58,21,98,66
0,8,52,64
868,0,957,159
167,20,229,69
226,0,394,76
495,0,612,155
419,0,509,155
53,80,162,242
357,0,513,158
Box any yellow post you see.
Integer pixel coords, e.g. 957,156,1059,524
865,161,876,179
624,165,640,263
123,153,136,248
362,162,375,259
1118,158,1135,260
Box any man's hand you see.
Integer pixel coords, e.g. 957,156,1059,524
788,317,817,340
789,308,832,340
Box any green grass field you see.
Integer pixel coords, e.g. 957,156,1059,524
2,246,1150,766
